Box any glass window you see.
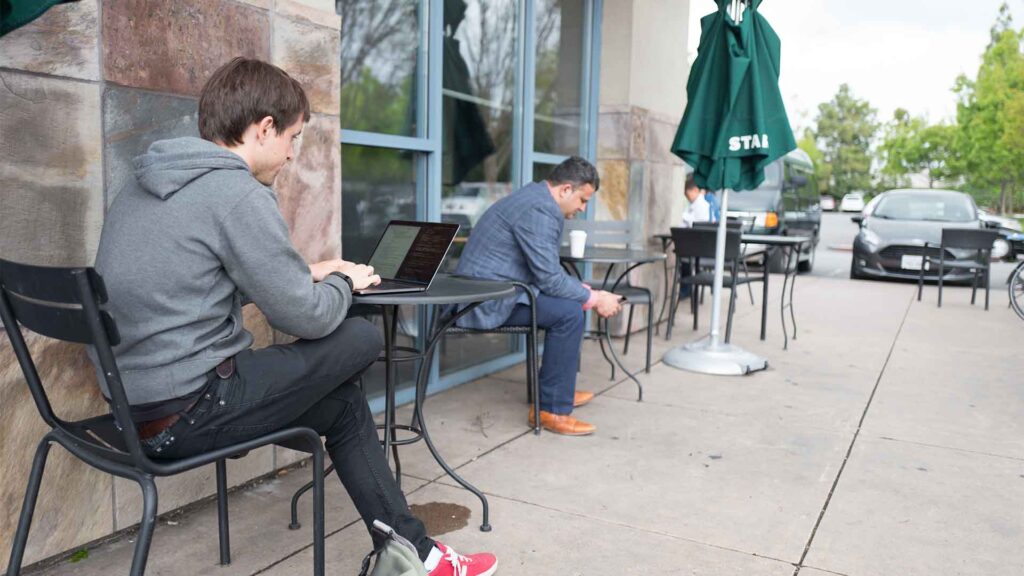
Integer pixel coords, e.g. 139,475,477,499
339,0,421,135
439,0,520,374
532,161,558,183
533,0,585,156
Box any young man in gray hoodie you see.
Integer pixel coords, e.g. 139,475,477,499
95,58,496,576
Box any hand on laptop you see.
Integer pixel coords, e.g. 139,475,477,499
592,290,623,318
310,259,380,290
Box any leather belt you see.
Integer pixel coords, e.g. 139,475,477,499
137,357,235,440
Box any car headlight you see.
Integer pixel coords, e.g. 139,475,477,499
859,228,881,249
992,238,1010,260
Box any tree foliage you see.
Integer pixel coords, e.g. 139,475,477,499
878,109,957,188
813,84,878,197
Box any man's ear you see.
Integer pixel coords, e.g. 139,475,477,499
256,116,276,144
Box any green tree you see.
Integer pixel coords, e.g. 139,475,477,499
813,84,878,197
878,109,958,188
796,127,830,194
953,3,1024,213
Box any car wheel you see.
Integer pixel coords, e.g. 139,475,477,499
849,258,865,280
798,239,816,273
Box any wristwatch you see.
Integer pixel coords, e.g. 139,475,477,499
327,271,354,292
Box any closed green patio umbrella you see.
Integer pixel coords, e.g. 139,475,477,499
1,0,79,37
665,0,796,375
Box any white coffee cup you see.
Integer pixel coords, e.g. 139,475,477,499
569,230,587,258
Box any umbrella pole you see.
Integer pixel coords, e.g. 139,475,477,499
707,189,730,348
662,188,768,376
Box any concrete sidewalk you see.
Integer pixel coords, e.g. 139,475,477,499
27,275,1024,575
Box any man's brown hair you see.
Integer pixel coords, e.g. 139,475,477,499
684,174,699,192
198,57,310,146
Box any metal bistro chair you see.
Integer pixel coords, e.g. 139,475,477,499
692,219,756,307
563,219,656,373
916,228,1000,310
443,281,541,434
667,227,764,342
0,259,327,576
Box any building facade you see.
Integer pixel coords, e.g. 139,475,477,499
0,0,690,567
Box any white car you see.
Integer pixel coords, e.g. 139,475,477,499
840,192,866,212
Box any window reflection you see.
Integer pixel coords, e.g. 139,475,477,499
534,0,585,156
338,0,420,135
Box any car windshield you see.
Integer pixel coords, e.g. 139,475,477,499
872,193,975,222
726,164,782,210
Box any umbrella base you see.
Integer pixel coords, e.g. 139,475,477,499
663,335,768,376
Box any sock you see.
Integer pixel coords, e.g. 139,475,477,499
423,545,443,571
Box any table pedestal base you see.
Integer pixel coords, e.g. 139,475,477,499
663,335,768,376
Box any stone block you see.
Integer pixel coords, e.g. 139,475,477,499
647,116,683,166
103,86,199,206
629,107,648,160
272,14,341,115
274,114,342,263
596,111,630,160
646,162,684,238
0,71,103,266
0,335,113,569
275,0,341,29
0,0,99,81
595,159,629,221
102,0,270,97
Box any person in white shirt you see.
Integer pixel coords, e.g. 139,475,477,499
681,175,712,227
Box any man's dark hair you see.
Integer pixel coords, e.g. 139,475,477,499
684,174,699,191
198,57,310,146
547,156,600,191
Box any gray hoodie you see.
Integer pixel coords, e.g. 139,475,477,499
93,137,351,406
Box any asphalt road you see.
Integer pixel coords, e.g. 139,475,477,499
808,211,1018,287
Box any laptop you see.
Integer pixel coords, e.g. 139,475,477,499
354,220,460,295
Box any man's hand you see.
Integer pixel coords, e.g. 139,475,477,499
310,259,380,290
309,259,361,282
592,290,623,318
343,264,381,291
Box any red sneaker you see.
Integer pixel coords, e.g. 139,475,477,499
426,542,497,576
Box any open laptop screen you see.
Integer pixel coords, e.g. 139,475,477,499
367,221,459,285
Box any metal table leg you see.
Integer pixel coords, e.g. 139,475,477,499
779,245,800,350
656,237,673,333
760,248,771,340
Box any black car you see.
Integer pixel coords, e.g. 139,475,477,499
850,189,989,281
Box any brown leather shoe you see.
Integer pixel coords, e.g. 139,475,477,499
573,390,594,407
528,410,596,436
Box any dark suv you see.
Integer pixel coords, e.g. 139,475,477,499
725,148,821,272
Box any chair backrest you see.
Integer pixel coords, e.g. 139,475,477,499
0,259,149,468
563,219,633,246
693,219,743,231
670,227,742,261
941,228,999,252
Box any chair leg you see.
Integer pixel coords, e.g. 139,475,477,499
311,444,326,576
985,266,991,310
216,459,231,565
666,269,680,340
692,285,700,331
937,259,944,307
645,299,654,373
129,475,159,576
743,262,755,305
917,263,925,301
623,305,635,355
527,332,540,435
6,438,52,576
971,270,978,305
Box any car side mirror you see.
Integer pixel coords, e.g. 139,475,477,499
983,219,999,229
850,215,864,225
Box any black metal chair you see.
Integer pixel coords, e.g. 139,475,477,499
0,259,327,576
563,219,656,373
666,227,765,342
443,281,541,434
916,228,1000,310
692,220,756,306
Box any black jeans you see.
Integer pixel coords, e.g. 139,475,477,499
142,317,433,560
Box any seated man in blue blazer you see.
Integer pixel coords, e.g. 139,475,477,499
455,157,623,435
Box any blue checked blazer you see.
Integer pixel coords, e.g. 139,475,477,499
454,181,590,329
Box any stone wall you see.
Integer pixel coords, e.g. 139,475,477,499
0,0,341,568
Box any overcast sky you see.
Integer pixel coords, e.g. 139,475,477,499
687,0,1024,132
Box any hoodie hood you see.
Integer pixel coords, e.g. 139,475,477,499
133,137,251,200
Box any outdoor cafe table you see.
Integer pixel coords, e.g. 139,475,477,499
654,232,809,350
288,275,514,533
559,247,667,400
